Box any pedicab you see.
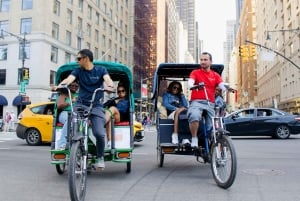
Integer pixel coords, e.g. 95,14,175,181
50,61,137,176
152,63,237,189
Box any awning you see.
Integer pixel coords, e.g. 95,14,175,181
12,95,31,106
0,95,8,106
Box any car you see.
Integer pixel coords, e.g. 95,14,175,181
16,101,144,146
224,107,300,139
16,102,55,145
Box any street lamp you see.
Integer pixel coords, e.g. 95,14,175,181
0,29,28,94
266,27,300,40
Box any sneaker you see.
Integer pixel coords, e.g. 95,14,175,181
107,140,111,148
182,139,191,145
95,157,105,169
191,137,198,147
171,133,179,144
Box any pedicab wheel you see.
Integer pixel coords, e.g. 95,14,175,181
157,146,164,167
210,135,237,189
68,141,87,201
56,163,66,175
126,162,131,173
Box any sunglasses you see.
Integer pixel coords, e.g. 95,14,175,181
70,84,78,87
172,86,180,90
76,56,86,61
118,89,125,93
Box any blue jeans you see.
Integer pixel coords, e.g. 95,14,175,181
89,106,106,158
57,111,69,148
187,100,215,134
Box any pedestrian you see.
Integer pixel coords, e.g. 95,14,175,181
8,111,15,131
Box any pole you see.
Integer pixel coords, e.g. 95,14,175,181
140,77,143,121
245,40,300,70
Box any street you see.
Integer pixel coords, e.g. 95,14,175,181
0,128,300,201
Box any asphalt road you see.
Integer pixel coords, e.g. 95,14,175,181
1,129,300,201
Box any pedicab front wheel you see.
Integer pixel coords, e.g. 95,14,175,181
210,135,237,189
68,141,87,201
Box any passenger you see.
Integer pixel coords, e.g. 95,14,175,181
54,49,114,169
56,81,78,150
162,81,188,144
104,84,130,148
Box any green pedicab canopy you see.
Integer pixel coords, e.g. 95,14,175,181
55,61,134,110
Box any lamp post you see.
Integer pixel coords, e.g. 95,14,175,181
140,77,153,121
0,29,28,94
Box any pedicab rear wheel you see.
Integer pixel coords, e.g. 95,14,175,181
157,145,164,167
126,162,131,173
210,135,237,189
68,141,87,201
56,163,66,175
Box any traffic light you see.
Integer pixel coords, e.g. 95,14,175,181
249,45,257,57
238,45,249,58
23,68,29,80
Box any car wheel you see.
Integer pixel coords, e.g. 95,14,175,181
25,128,42,145
274,125,290,139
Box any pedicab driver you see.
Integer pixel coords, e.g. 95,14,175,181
187,52,227,147
54,49,114,169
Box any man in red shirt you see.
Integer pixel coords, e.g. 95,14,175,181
187,52,227,147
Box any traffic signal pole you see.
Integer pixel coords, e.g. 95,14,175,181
245,40,300,70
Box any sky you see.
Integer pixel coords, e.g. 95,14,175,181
197,0,236,64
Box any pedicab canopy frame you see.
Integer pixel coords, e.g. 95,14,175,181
55,61,135,113
151,63,224,110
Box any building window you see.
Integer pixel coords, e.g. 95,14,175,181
103,19,106,31
95,0,100,7
0,20,8,34
50,70,56,86
86,42,90,49
52,22,59,39
95,30,99,42
20,18,32,34
88,5,92,20
67,9,72,24
0,45,7,60
51,46,58,63
64,52,71,63
87,24,91,37
0,0,9,12
77,37,82,50
53,0,60,16
78,0,83,12
22,0,32,10
95,12,99,25
0,69,6,85
66,30,71,46
68,0,73,5
19,42,30,60
102,35,106,47
94,47,98,60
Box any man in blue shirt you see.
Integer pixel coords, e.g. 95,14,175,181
56,49,114,169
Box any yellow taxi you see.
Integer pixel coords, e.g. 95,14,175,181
16,102,55,145
16,101,144,146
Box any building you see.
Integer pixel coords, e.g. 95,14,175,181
0,0,133,116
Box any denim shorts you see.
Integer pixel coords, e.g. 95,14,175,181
187,100,215,123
